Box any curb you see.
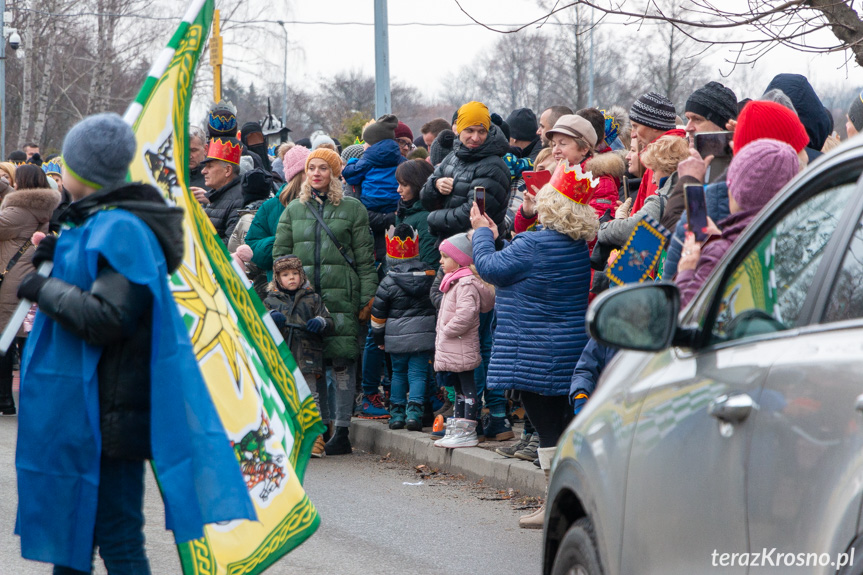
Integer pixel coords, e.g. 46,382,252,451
349,419,546,497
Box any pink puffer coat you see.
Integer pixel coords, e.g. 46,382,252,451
434,274,495,373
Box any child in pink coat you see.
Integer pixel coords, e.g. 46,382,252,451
434,232,495,449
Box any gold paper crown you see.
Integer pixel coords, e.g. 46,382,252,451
206,137,242,166
549,162,599,205
385,226,419,259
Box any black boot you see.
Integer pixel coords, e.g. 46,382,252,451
0,378,15,416
324,426,352,455
421,400,435,428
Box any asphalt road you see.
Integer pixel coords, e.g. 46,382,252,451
0,413,542,574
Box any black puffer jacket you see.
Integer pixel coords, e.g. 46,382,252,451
371,259,437,354
204,176,243,242
37,183,184,460
420,125,510,241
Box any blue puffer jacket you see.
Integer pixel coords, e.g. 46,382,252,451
343,139,405,213
472,226,591,396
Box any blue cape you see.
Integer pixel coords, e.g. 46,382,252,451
16,208,256,570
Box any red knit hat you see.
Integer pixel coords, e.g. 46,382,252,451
395,121,413,141
733,101,809,154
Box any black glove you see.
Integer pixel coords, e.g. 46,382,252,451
32,235,57,269
269,310,287,331
598,208,614,224
17,273,48,302
306,316,326,334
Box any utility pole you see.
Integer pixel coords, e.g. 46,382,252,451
1,1,5,161
373,0,391,117
210,9,222,102
588,7,595,108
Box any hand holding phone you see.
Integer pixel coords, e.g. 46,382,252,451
475,186,486,215
694,131,733,160
522,171,551,196
684,184,709,242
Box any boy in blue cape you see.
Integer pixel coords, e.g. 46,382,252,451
15,113,255,574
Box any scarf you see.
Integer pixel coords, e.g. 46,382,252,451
440,266,474,293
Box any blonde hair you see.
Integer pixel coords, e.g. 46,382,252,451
277,142,294,160
0,162,16,187
534,147,553,169
536,185,599,242
279,171,304,206
641,135,690,175
298,176,344,206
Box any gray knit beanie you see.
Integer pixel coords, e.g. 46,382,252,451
363,114,399,145
630,92,677,131
62,113,136,189
439,232,473,267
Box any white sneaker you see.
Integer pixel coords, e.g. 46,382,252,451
436,419,479,449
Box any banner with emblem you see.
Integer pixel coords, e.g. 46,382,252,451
606,215,671,286
122,1,325,573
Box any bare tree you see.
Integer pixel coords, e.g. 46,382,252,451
457,0,863,71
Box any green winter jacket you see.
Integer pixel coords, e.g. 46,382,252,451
395,198,440,270
245,195,285,282
272,192,378,360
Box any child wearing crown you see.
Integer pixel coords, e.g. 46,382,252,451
469,162,598,529
264,254,334,457
369,224,438,431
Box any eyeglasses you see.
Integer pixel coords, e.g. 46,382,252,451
397,139,414,151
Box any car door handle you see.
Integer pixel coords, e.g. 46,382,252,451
708,393,754,423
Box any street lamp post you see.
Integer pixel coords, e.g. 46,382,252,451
277,21,288,128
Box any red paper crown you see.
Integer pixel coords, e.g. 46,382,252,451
549,162,599,205
206,137,242,166
386,226,419,259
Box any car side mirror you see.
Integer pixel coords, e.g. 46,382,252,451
587,283,681,352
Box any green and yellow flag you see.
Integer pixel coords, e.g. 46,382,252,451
122,1,325,573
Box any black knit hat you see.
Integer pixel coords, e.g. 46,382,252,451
685,82,738,130
849,90,863,132
430,129,455,166
490,113,510,140
363,114,399,145
630,92,677,131
506,108,538,141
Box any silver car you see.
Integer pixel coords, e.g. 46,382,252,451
543,139,863,575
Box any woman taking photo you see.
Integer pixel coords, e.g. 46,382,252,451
0,164,60,415
273,148,378,456
470,163,598,529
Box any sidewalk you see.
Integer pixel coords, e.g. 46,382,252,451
349,419,546,497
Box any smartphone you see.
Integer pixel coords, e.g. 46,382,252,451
694,131,733,159
684,183,709,242
475,186,486,215
522,171,551,196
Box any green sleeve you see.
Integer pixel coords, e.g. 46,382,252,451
273,201,294,260
350,201,378,305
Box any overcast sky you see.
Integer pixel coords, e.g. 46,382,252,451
215,0,863,109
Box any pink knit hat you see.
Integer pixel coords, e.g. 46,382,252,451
728,138,799,213
283,145,310,182
439,232,473,267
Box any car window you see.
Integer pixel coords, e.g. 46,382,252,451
825,213,863,322
709,183,855,344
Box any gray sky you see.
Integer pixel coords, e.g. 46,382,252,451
215,0,863,108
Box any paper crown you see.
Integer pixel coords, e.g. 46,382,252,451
385,226,419,260
549,162,599,205
206,138,241,166
42,157,62,176
601,109,620,144
208,101,237,136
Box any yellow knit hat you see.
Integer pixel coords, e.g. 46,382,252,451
456,101,491,134
305,148,342,178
